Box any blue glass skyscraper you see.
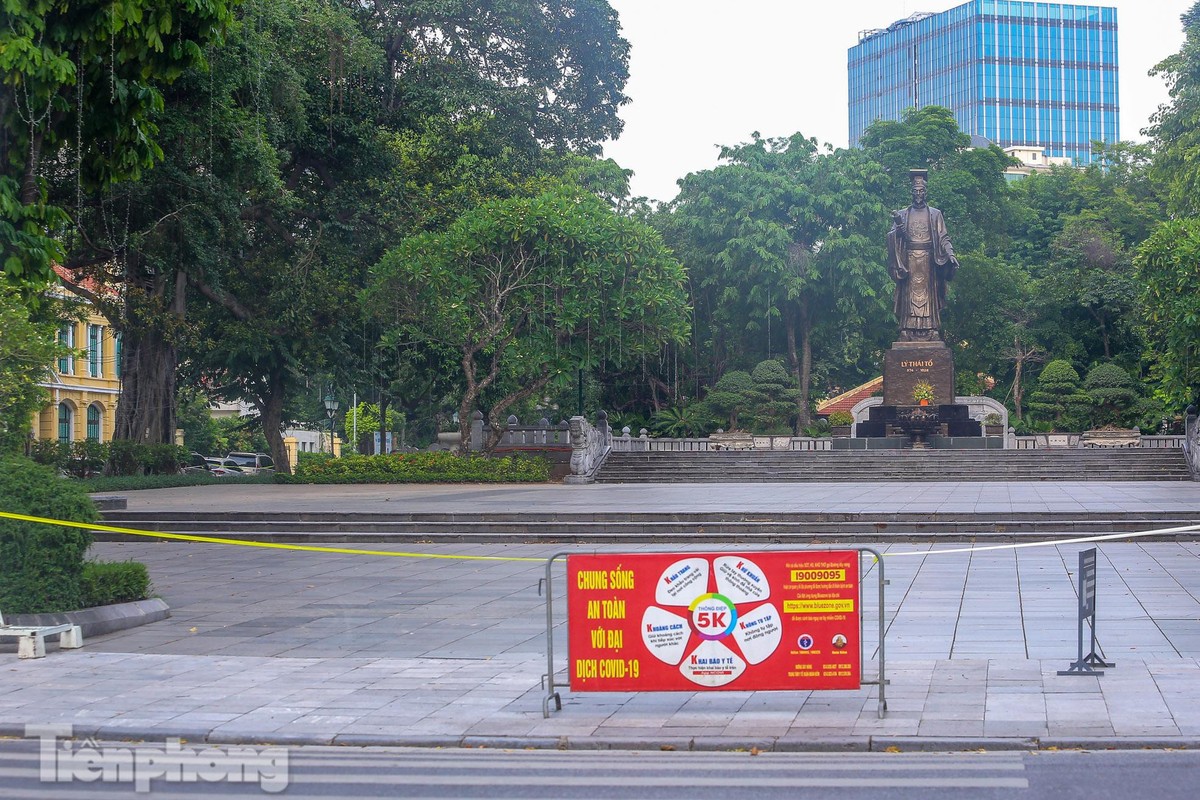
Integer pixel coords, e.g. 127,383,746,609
848,1,1118,163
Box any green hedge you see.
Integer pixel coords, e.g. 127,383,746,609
281,452,551,483
0,456,97,614
30,439,188,477
81,561,152,607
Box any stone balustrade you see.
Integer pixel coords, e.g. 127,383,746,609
463,409,1194,482
563,412,612,484
1186,413,1200,477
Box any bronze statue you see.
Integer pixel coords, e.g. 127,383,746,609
887,169,959,341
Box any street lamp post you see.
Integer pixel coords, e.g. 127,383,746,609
323,393,339,455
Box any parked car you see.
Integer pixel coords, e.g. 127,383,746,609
182,452,211,475
204,457,247,477
226,452,274,475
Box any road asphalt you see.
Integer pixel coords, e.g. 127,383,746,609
2,480,1199,752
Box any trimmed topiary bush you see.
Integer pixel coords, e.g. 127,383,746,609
747,359,802,435
1084,363,1138,428
0,456,97,614
1027,359,1091,432
701,370,754,431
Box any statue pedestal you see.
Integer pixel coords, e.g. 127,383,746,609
857,404,982,442
857,340,981,444
882,341,955,406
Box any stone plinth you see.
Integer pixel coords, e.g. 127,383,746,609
883,341,955,407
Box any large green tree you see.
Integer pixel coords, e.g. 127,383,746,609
25,0,634,466
861,105,1014,255
366,182,690,452
358,0,629,154
1139,3,1200,407
664,134,888,427
1147,2,1200,218
1136,218,1200,407
1,0,235,295
0,287,70,451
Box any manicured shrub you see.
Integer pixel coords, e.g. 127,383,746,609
80,561,151,607
1084,363,1138,428
28,439,68,470
828,411,855,427
282,451,551,484
65,440,108,478
701,370,753,431
747,359,802,434
0,456,97,614
100,440,189,476
1027,359,1091,432
105,439,143,476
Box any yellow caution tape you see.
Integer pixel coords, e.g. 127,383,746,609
0,510,543,562
883,522,1200,557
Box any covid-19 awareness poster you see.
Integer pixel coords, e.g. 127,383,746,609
567,551,861,692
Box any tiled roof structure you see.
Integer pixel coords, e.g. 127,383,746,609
815,376,883,417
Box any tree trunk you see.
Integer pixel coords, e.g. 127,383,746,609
1094,312,1112,360
1012,356,1024,421
788,299,813,429
482,371,554,452
457,372,480,456
113,266,182,444
378,394,390,454
259,366,289,474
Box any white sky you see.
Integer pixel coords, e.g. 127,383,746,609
602,0,1193,203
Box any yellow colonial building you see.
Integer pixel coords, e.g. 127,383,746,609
32,271,122,443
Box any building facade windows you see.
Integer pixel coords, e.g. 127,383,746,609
58,403,73,443
58,324,75,375
848,0,1118,163
88,324,103,378
86,404,102,441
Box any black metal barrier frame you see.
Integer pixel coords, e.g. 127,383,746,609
540,546,889,719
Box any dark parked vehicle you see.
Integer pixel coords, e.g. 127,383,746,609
182,452,211,475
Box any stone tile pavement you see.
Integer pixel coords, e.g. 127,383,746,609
3,515,1200,750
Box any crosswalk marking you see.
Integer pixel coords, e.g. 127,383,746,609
0,742,1030,795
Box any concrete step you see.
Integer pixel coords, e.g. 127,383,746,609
595,449,1192,482
96,510,1200,544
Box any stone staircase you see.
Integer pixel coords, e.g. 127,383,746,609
595,448,1192,483
96,507,1200,545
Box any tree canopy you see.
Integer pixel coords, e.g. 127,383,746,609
1,0,235,294
366,182,689,451
7,3,1200,451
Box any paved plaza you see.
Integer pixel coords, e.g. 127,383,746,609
2,481,1200,750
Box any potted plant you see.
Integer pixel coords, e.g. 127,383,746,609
828,410,855,437
912,381,935,407
984,413,1004,435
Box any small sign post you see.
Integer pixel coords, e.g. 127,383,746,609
1058,547,1115,676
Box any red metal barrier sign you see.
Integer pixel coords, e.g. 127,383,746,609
567,551,860,692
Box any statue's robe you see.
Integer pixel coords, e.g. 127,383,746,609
886,205,958,337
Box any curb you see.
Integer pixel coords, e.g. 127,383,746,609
5,598,170,639
3,724,1198,753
